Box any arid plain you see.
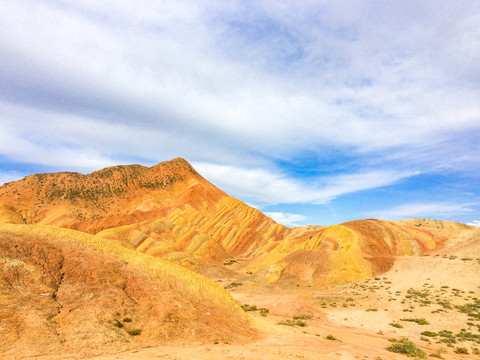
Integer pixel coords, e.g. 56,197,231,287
1,158,479,359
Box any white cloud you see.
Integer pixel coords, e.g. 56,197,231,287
265,212,307,227
369,202,474,220
193,162,416,205
467,220,480,227
0,0,479,229
0,0,479,173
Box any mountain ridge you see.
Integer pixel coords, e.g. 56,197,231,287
0,158,475,287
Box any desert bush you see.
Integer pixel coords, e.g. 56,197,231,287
241,304,257,311
114,320,123,328
400,317,429,325
456,330,480,342
420,331,437,337
225,282,242,289
127,329,142,336
122,317,132,323
430,347,446,359
326,334,337,340
454,347,469,354
386,338,425,358
259,308,269,316
293,314,313,320
389,322,403,328
277,319,307,327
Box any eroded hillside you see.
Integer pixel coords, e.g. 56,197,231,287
0,158,476,286
0,158,469,288
0,224,255,358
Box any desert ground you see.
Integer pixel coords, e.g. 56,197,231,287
22,252,479,360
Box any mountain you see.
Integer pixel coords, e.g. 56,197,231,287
0,158,473,287
2,158,480,359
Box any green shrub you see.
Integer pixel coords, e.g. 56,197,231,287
277,319,307,327
241,304,257,311
293,314,313,320
386,338,425,358
225,282,243,289
114,320,123,328
326,334,337,340
259,308,269,316
456,330,480,342
127,329,142,336
389,322,403,328
400,317,429,325
454,347,468,354
420,331,437,337
122,317,132,323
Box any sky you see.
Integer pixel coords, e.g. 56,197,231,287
1,1,480,227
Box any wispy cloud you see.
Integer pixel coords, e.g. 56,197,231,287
467,220,480,227
265,212,307,227
368,202,475,220
193,162,417,205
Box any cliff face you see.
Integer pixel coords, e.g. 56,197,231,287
0,158,460,287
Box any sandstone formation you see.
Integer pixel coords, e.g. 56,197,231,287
0,158,464,288
0,223,254,358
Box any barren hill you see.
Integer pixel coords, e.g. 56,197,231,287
0,223,255,359
0,158,467,287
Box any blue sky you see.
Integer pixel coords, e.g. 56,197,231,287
1,1,479,227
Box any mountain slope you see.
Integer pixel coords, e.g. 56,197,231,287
0,158,471,287
0,223,255,358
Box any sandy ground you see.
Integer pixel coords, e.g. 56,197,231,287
22,253,480,360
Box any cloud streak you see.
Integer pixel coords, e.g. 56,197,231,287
265,212,307,227
193,162,417,205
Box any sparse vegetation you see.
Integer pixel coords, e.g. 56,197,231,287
400,317,429,325
126,329,142,336
260,308,269,316
420,331,437,337
386,338,425,358
225,282,243,289
241,304,257,311
430,347,447,359
114,320,124,328
277,319,307,327
122,317,132,323
326,334,337,340
454,347,469,354
241,304,269,316
389,322,403,328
